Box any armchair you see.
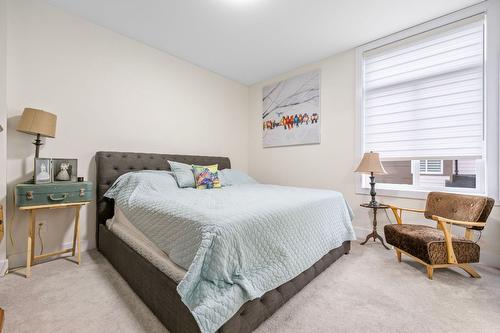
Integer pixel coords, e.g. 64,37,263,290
384,192,494,279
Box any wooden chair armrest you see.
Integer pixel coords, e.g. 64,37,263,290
431,215,486,228
432,218,458,264
388,205,426,214
388,205,426,225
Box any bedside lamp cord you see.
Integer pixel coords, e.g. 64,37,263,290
38,223,44,255
384,209,393,225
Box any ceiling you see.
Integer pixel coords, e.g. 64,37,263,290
47,0,481,85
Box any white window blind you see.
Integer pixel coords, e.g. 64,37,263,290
362,16,485,161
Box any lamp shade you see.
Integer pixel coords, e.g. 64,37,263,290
16,108,57,138
355,152,387,175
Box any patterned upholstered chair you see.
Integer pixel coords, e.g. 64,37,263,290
384,192,494,279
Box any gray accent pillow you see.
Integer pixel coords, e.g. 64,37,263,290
168,160,195,188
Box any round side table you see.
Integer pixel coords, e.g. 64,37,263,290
360,203,390,250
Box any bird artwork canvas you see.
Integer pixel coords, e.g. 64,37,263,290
262,70,321,148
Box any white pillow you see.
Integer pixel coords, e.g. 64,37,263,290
219,169,257,186
168,160,195,188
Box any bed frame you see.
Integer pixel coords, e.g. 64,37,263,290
95,151,350,333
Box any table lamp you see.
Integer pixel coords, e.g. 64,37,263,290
16,108,57,158
355,151,387,207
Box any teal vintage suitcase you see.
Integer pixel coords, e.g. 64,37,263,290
15,182,93,207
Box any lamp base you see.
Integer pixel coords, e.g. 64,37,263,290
369,172,378,208
32,133,43,182
33,133,42,158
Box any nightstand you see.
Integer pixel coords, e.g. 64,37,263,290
15,182,93,278
360,203,390,250
19,202,90,278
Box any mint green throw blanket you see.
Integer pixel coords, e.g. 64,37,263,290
105,171,356,333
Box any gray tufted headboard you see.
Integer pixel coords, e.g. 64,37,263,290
95,151,231,246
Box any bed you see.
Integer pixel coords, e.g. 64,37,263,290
95,151,354,333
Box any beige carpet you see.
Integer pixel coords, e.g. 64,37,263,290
1,242,499,333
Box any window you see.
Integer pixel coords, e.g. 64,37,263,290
419,160,443,175
375,159,481,191
355,4,500,199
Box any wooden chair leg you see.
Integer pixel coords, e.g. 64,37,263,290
395,249,401,263
426,266,434,280
459,264,481,278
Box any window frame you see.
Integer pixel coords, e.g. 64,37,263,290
355,2,499,201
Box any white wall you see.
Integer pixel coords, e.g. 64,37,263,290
6,0,249,268
248,48,500,268
0,0,8,276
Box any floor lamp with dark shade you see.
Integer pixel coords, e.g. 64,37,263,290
355,151,387,207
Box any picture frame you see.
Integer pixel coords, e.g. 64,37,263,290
262,69,321,148
34,158,52,184
52,158,78,182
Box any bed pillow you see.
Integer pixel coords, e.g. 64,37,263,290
104,170,179,199
168,160,195,188
192,164,221,189
219,169,258,186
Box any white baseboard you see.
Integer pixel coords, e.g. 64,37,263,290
6,240,93,270
353,225,372,239
0,259,8,277
480,251,500,269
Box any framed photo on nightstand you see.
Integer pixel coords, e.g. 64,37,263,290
34,158,52,184
52,158,78,182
